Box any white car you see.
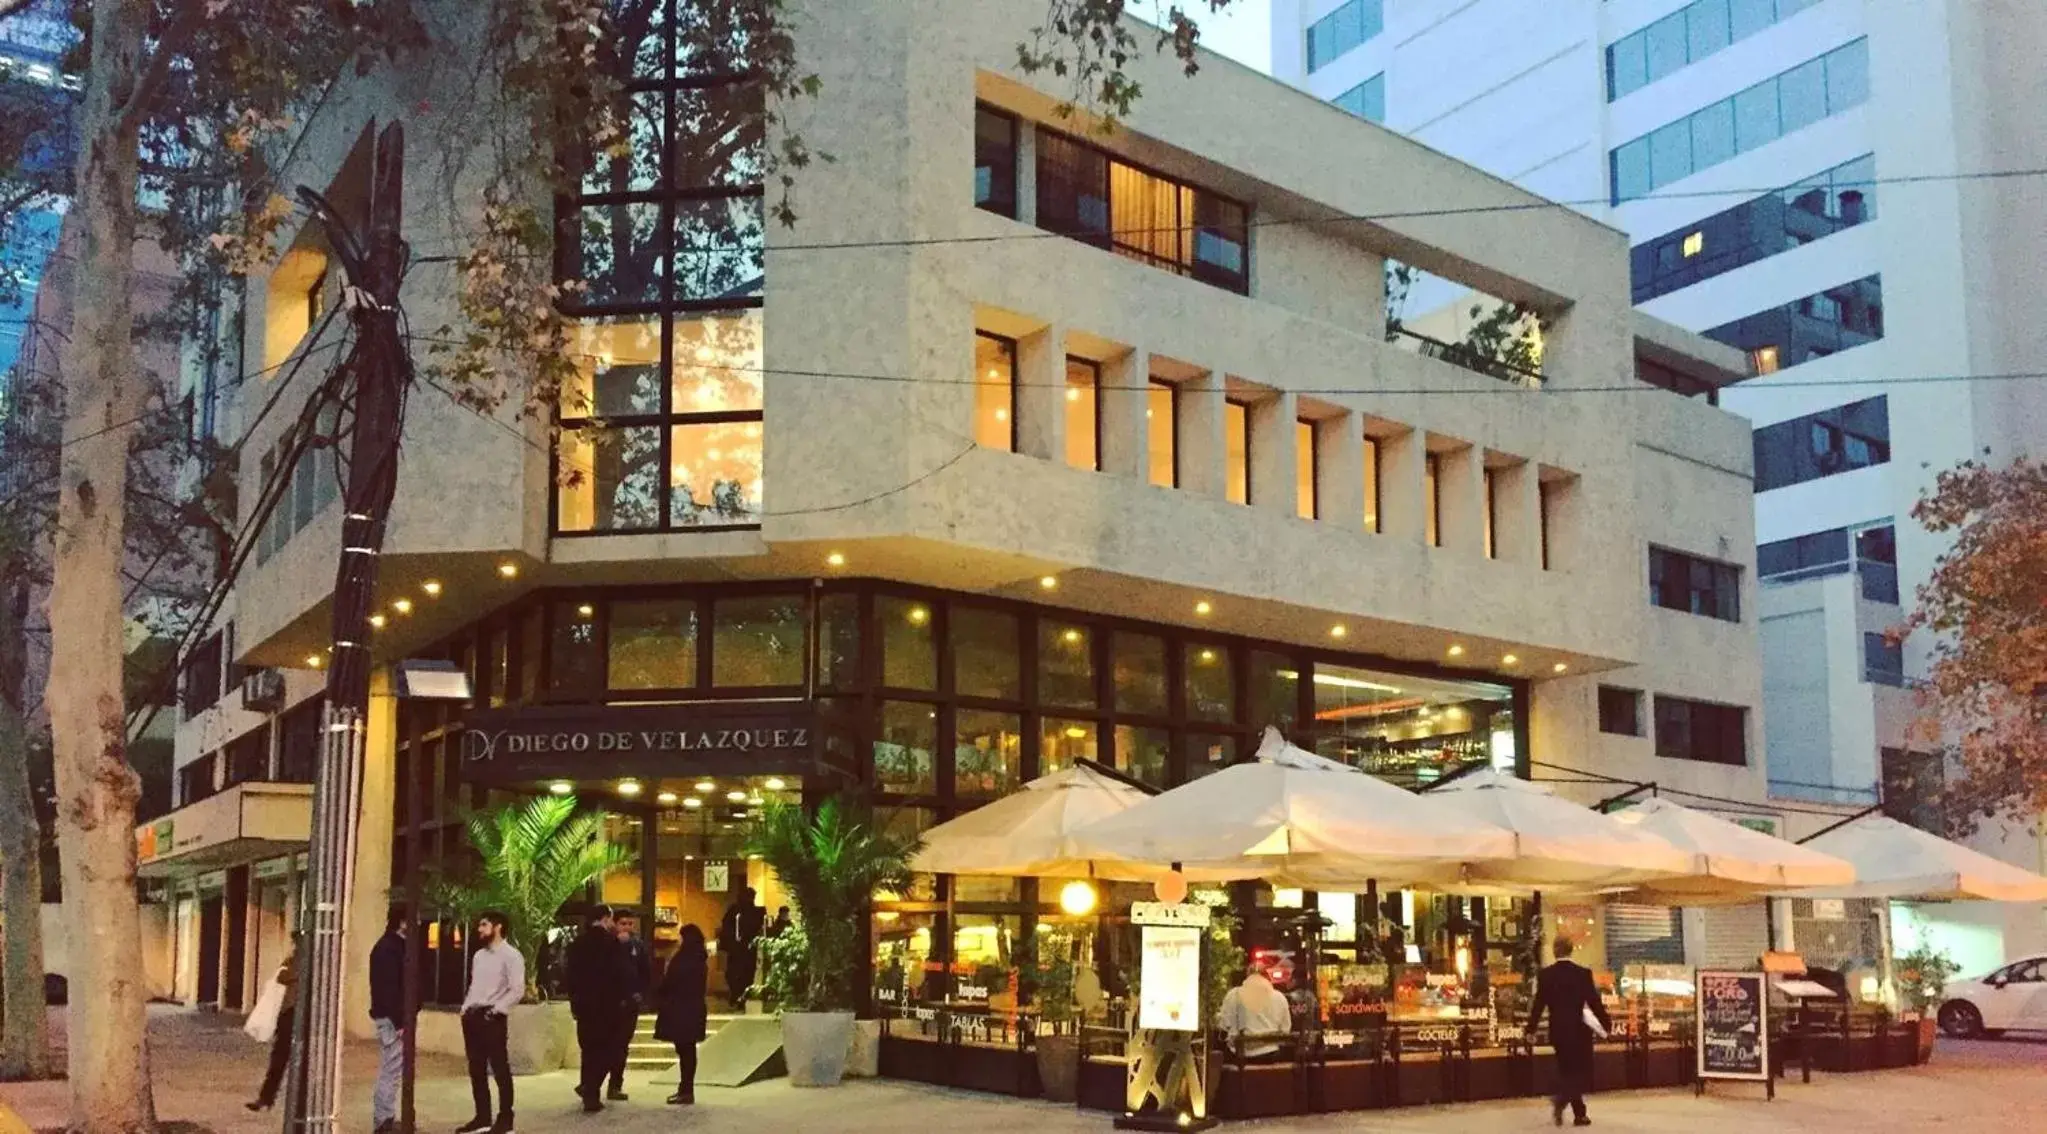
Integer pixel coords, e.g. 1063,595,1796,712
1937,955,2047,1038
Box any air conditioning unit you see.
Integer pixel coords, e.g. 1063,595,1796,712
241,668,286,713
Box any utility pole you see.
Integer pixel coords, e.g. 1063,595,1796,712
284,119,410,1134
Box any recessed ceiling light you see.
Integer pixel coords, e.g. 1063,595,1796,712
907,606,929,626
683,797,703,809
826,551,847,568
304,654,324,669
1502,654,1520,666
695,780,715,792
497,562,519,579
369,614,387,629
1194,600,1213,616
1039,575,1058,590
422,580,443,597
1329,624,1348,639
726,790,747,802
1552,662,1568,674
1447,644,1466,658
617,780,643,797
1065,726,1087,739
1198,649,1216,663
391,598,413,615
577,603,594,618
656,791,678,804
1061,628,1082,644
548,782,573,795
764,777,786,791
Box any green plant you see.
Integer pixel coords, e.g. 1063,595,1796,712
742,795,920,1012
751,924,807,1008
425,794,635,1000
1029,928,1082,1025
1895,945,1962,1014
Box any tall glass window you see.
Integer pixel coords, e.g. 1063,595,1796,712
973,333,1017,451
1363,436,1380,532
1225,401,1250,505
557,2,765,534
1296,419,1318,520
1065,358,1100,471
974,103,1018,218
1035,128,1248,293
1147,379,1178,488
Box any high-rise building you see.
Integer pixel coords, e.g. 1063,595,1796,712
1272,0,2047,972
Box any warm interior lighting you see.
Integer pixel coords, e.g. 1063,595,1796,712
656,791,678,804
1039,575,1058,590
1277,669,1402,694
1198,649,1216,663
1502,654,1520,666
496,562,519,579
304,654,324,669
765,777,787,791
577,604,595,618
548,782,573,796
1682,231,1704,258
369,614,387,629
1329,624,1348,639
695,780,715,792
1447,644,1466,658
1059,880,1098,916
1194,600,1213,616
907,606,930,626
727,790,747,802
422,580,443,597
617,780,643,797
748,854,762,861
683,798,703,809
1553,662,1569,674
825,551,847,567
390,598,413,616
1065,726,1088,739
1065,387,1080,402
1061,628,1082,644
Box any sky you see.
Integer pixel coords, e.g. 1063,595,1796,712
1192,0,1274,73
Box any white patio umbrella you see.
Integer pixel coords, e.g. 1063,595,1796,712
1425,769,1698,892
1777,815,2047,902
1064,728,1517,887
908,762,1212,880
1607,797,1857,905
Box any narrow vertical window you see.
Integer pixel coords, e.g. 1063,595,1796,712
1148,379,1178,488
973,104,1018,217
1483,468,1498,559
973,332,1017,451
1225,401,1250,505
1295,419,1318,520
1363,436,1380,532
1064,357,1100,471
1424,453,1441,547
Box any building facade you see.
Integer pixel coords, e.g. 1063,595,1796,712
156,0,1766,1029
1272,0,2047,972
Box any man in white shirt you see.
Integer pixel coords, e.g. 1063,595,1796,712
1216,967,1294,1063
457,911,525,1134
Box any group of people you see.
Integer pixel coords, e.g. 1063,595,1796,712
563,904,709,1113
1216,936,1612,1128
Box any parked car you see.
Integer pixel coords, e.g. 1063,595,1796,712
1937,955,2047,1038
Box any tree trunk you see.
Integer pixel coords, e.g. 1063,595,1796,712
0,551,52,1082
42,3,157,1131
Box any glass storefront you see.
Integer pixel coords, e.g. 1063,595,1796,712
394,579,1529,1009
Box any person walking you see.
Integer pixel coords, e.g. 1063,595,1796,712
606,913,653,1102
369,911,410,1134
1527,937,1611,1128
457,911,524,1134
566,905,633,1111
653,924,709,1106
247,933,301,1112
716,887,765,1008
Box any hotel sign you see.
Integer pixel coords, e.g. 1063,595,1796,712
460,703,821,783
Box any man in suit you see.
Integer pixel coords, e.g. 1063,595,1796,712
565,906,634,1112
1526,937,1611,1127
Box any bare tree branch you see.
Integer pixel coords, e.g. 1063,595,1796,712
115,0,216,137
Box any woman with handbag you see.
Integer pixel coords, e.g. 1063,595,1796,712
652,924,709,1106
248,935,301,1112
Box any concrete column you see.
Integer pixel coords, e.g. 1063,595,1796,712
1100,348,1149,481
1179,370,1228,499
1378,427,1427,545
1016,324,1066,462
1542,473,1587,573
1493,459,1542,568
1318,412,1366,530
1437,444,1486,557
343,668,398,1041
1249,391,1299,517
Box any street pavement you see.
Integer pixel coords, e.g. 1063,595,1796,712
2,1008,2043,1132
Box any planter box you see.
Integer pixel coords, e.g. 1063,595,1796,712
412,1003,574,1075
847,1019,882,1078
783,1011,855,1087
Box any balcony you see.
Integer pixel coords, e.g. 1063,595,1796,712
1760,557,1898,604
1388,328,1543,389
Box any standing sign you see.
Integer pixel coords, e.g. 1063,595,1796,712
1696,970,1771,1091
1138,926,1203,1031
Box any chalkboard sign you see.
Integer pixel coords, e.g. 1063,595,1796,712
1696,971,1769,1082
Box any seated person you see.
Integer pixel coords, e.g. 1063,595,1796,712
1217,965,1293,1064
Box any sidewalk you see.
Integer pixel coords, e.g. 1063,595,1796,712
3,1008,2043,1132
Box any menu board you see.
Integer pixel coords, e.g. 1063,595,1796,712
1138,926,1204,1032
1696,971,1769,1081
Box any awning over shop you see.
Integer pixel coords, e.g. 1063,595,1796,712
1778,814,2047,903
1066,728,1517,887
1608,797,1856,906
1423,769,1698,893
136,782,313,880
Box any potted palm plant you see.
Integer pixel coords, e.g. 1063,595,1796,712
1895,944,1960,1064
428,794,635,1074
742,795,919,1086
1029,928,1083,1102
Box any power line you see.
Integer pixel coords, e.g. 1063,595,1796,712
411,164,2047,263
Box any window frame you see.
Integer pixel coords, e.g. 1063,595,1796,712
1648,545,1742,622
1598,686,1643,737
1033,123,1251,295
973,102,1020,219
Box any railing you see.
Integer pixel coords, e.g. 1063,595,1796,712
1389,328,1543,389
1759,558,1899,605
1769,779,1880,806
